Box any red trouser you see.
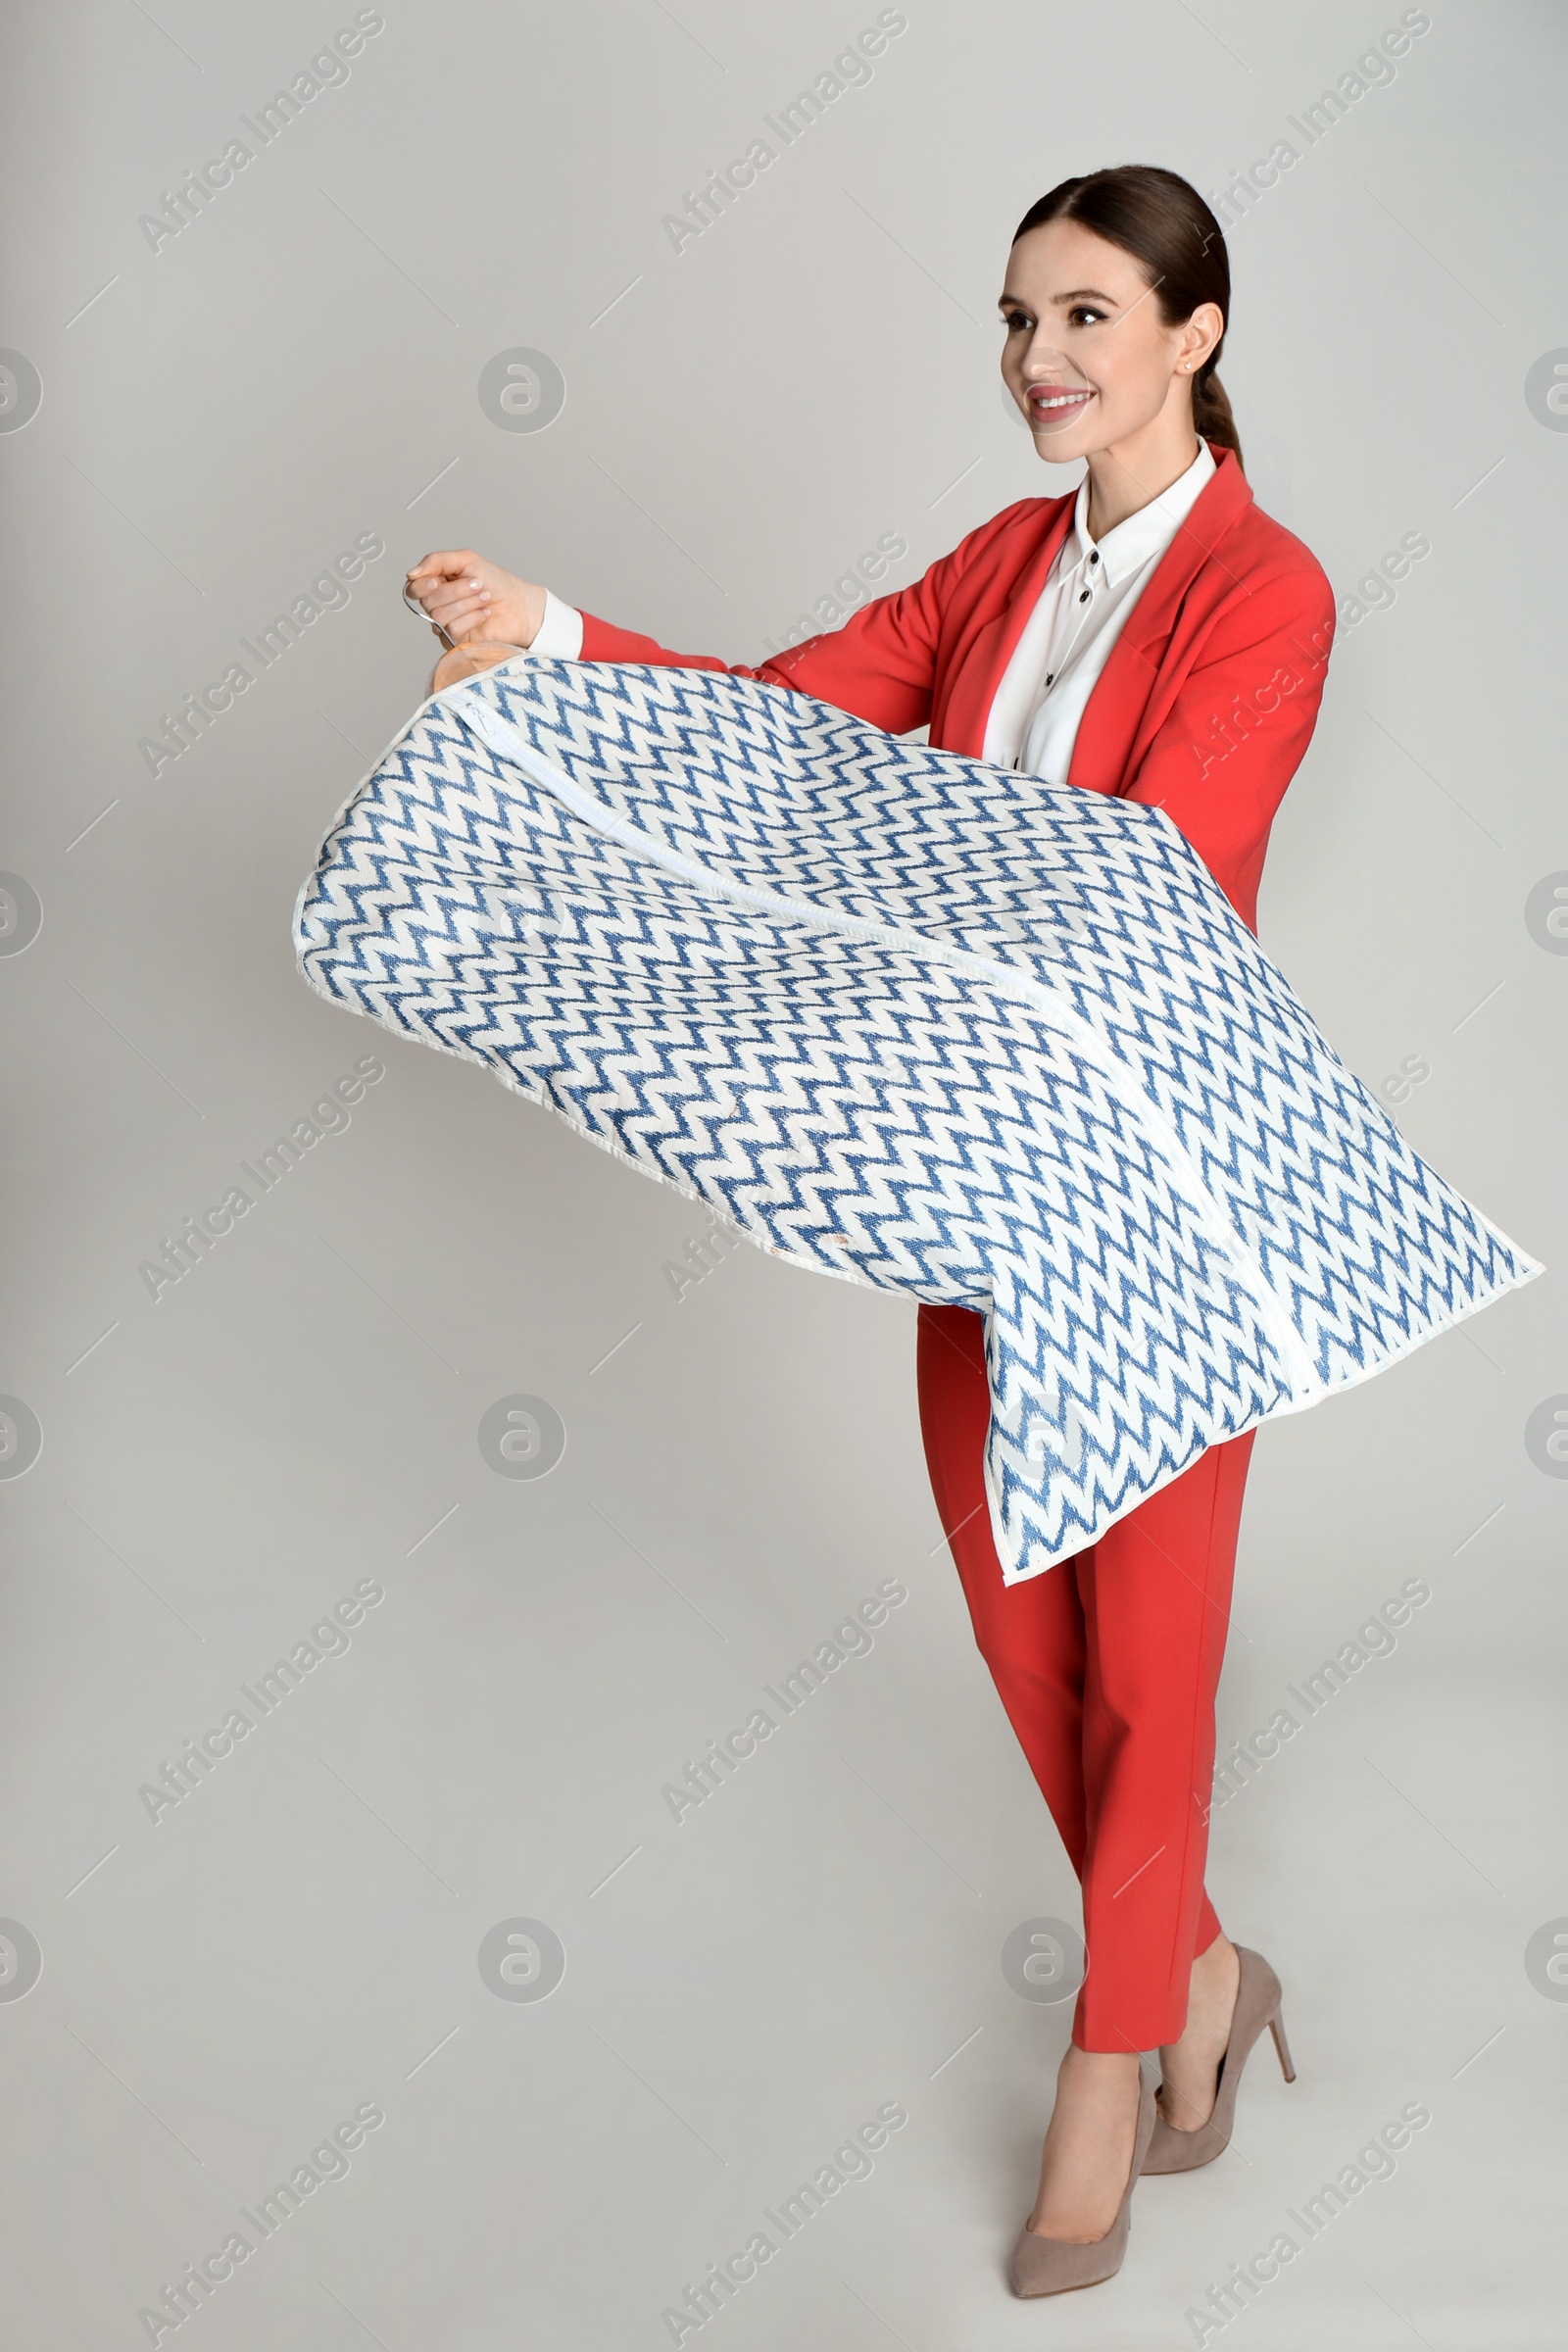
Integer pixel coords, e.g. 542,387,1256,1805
916,1302,1254,2053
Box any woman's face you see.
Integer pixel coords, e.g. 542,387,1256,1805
998,219,1221,461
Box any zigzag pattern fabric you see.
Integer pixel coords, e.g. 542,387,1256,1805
294,656,1539,1583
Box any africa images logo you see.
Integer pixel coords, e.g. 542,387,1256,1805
660,11,908,254
135,13,386,255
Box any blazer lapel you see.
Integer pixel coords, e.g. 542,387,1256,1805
1067,447,1254,795
937,491,1077,757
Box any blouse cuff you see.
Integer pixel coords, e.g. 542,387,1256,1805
530,589,585,660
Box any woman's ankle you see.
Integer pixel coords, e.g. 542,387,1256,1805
1060,2043,1143,2082
1188,1934,1239,1992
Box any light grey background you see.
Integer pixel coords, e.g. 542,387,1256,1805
2,2,1565,2345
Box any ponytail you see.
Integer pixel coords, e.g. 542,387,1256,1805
1012,166,1244,472
1192,367,1242,468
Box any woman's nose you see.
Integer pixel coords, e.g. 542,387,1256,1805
1023,342,1069,378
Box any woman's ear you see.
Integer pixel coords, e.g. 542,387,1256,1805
1180,302,1225,373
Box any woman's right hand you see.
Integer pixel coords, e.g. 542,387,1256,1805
406,550,546,650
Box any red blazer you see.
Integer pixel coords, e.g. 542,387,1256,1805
577,446,1336,931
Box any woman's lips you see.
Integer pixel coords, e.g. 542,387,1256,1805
1027,386,1094,421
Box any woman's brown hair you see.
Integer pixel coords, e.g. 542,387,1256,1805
1012,166,1242,469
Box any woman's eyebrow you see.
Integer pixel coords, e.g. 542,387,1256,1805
997,286,1120,311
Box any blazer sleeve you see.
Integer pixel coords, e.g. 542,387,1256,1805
574,505,1029,738
1119,559,1337,928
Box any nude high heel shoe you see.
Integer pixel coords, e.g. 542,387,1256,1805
1008,2070,1157,2297
1142,1944,1296,2175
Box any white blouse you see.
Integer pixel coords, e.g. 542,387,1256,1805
529,439,1215,782
980,439,1214,779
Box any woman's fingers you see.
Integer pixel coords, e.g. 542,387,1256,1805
427,593,490,637
422,578,488,617
409,569,487,614
408,548,480,587
425,607,486,644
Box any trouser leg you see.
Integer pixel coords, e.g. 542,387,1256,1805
915,1302,1253,2052
916,1303,1092,1869
1071,1429,1253,2049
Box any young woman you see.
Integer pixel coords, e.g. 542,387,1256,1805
408,165,1335,2298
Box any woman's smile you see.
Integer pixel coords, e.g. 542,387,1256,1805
1028,384,1096,421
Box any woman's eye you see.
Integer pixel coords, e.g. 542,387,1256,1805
1067,306,1108,328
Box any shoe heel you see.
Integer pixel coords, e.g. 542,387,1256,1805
1267,2011,1297,2083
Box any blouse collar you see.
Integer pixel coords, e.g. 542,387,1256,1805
1068,438,1218,588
